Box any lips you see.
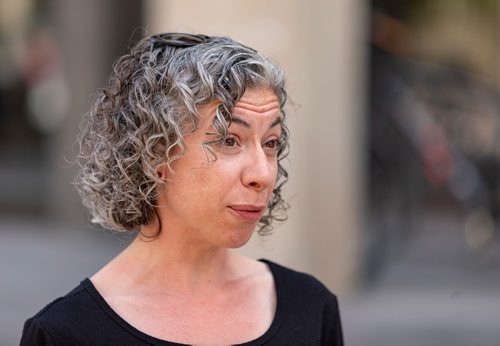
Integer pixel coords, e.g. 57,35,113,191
228,205,265,222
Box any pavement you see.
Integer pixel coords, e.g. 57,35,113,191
342,211,500,346
1,212,499,346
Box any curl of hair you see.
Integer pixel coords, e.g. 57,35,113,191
75,34,290,236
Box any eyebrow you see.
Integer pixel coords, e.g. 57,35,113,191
231,116,282,129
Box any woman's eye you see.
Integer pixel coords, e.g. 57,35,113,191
264,138,281,150
223,136,238,147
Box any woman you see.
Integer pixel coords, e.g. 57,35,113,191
21,33,343,345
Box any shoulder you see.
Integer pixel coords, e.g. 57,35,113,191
20,280,107,345
260,259,344,345
260,259,340,320
261,259,337,299
27,281,94,324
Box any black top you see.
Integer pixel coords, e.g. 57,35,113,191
21,259,343,345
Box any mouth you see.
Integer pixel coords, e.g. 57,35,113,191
228,205,265,222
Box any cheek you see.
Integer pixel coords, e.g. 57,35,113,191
191,160,237,193
178,160,235,199
269,159,279,184
165,146,245,205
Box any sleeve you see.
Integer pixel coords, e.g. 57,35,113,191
20,317,56,346
321,294,344,346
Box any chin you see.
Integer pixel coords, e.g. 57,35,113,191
224,227,255,249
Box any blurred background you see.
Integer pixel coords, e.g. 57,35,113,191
1,0,500,345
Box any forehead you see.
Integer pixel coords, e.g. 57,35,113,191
196,87,281,125
233,87,280,118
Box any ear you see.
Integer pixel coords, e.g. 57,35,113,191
156,164,169,180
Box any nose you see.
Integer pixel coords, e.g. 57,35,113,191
241,147,277,192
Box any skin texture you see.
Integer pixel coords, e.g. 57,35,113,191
156,86,282,250
91,87,281,344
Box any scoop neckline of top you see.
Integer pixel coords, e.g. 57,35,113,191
82,258,283,346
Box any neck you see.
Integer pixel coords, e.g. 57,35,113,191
94,223,245,297
133,231,233,283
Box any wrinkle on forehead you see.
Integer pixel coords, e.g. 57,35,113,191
233,88,280,118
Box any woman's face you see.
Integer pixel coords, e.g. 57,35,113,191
157,87,282,249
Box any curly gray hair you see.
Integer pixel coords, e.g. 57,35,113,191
75,33,289,236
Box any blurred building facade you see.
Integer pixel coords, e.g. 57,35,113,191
0,0,143,219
